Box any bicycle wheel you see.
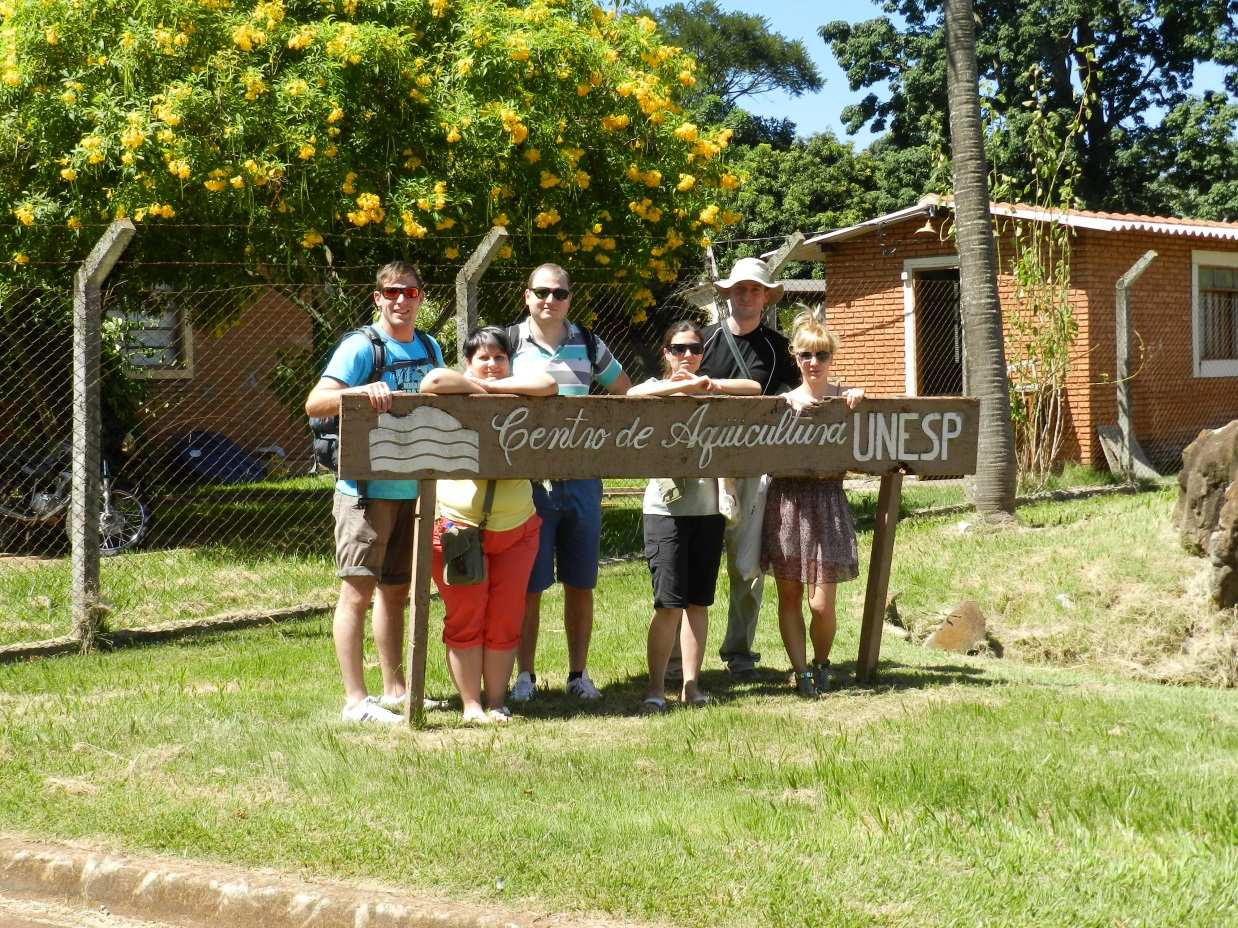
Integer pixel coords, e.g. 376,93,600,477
99,485,149,556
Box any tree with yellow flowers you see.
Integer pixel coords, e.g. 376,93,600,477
1,0,741,303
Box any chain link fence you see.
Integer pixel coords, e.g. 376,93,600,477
3,224,1232,654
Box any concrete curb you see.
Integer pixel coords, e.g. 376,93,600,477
0,836,628,928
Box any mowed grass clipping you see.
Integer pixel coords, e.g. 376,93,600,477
2,488,1237,928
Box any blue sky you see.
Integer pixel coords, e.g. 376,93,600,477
650,0,1231,148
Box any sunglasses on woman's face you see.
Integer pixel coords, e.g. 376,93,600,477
380,285,422,300
530,286,571,301
667,342,704,356
796,350,832,363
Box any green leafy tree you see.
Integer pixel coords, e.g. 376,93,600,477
642,1,821,110
821,0,1238,213
1,0,741,299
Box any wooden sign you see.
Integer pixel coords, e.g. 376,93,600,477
338,395,979,481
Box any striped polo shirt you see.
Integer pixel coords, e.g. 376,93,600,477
509,318,625,395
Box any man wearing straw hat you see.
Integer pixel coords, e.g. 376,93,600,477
700,257,800,681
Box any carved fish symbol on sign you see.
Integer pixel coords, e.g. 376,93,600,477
368,407,480,473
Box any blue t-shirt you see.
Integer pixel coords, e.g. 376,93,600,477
321,327,444,499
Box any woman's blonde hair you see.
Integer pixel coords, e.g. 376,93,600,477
788,306,838,355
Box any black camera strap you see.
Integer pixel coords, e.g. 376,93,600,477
477,480,496,531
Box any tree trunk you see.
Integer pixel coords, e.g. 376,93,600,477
945,0,1017,519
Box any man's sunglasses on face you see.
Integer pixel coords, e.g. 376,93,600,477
380,285,422,300
530,286,571,301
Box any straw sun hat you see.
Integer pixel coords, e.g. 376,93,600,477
714,257,784,302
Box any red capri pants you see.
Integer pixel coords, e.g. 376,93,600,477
431,514,541,651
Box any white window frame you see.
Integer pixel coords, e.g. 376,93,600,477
901,255,960,396
1192,249,1238,378
110,287,195,380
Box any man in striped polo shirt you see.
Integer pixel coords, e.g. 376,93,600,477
508,263,631,702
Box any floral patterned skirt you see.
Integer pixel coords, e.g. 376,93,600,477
760,477,859,586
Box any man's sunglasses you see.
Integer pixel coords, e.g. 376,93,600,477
667,343,704,356
379,285,422,300
530,286,571,301
796,350,833,363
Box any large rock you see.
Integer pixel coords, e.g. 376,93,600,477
1173,420,1238,607
924,600,987,653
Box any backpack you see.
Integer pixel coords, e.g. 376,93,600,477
310,325,435,500
505,321,599,389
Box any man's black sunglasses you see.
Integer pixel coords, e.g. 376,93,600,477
530,286,571,301
667,343,704,356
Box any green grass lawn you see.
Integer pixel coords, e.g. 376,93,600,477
2,486,1236,927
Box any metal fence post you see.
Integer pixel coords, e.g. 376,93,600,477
1115,250,1157,479
72,220,136,649
455,227,509,363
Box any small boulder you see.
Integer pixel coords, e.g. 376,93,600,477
1173,420,1238,555
1173,420,1238,607
924,600,987,653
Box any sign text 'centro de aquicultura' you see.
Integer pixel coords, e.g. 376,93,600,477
338,395,980,481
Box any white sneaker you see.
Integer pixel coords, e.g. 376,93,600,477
509,671,536,703
377,693,448,711
341,695,402,724
566,671,602,700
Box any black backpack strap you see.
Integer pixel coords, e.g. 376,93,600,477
580,325,599,376
505,323,523,357
354,326,386,509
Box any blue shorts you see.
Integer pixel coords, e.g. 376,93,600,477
528,478,603,592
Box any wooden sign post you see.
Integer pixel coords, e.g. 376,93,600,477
339,395,979,724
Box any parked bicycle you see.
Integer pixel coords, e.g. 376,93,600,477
0,439,149,556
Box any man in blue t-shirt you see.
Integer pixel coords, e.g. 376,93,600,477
305,260,444,724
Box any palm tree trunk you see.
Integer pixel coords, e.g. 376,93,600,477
945,0,1017,519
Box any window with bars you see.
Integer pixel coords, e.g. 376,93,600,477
1193,251,1238,377
108,287,194,379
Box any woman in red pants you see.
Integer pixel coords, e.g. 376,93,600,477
419,327,555,723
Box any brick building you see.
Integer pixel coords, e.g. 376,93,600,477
780,197,1238,471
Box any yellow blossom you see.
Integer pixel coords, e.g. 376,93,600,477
642,169,662,188
539,171,560,189
574,170,590,189
676,173,696,191
576,84,591,96
456,58,472,76
66,216,82,230
60,90,76,105
600,114,630,131
326,105,344,124
445,126,461,143
674,122,698,142
561,241,577,254
492,212,509,226
429,0,447,16
230,175,244,189
12,203,33,225
498,244,513,259
436,218,456,230
60,167,77,182
232,24,266,52
444,245,460,259
13,252,29,265
341,172,357,194
631,308,647,323
121,127,146,150
297,143,315,159
523,148,541,164
698,204,720,225
719,173,740,190
168,159,191,179
287,25,315,50
677,71,696,87
401,211,428,238
301,229,324,248
534,208,560,229
204,177,227,191
45,27,57,45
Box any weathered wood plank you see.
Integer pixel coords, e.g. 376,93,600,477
339,395,979,481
